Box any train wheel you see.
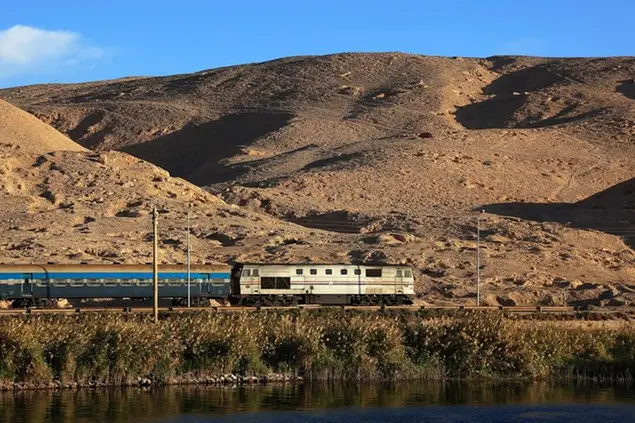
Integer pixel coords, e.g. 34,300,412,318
37,298,55,308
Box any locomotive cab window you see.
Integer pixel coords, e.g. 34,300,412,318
252,269,259,277
340,269,348,275
404,269,412,278
354,269,361,276
242,269,251,277
366,269,382,277
396,269,403,277
296,269,304,275
325,269,333,275
310,269,317,275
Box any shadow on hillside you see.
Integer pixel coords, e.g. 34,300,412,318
482,178,635,249
123,111,293,185
617,79,635,100
301,153,361,172
67,111,108,149
484,64,566,96
290,210,374,234
454,63,606,129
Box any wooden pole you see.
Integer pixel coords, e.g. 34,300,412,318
477,214,480,307
152,206,159,324
187,204,191,308
476,209,485,307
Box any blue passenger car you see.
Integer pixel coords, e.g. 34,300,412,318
0,264,232,307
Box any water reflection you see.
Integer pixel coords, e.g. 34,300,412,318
1,382,633,423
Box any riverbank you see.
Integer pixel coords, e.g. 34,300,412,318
1,310,634,390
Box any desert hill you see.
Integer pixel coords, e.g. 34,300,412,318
0,99,86,153
0,92,319,275
1,52,635,306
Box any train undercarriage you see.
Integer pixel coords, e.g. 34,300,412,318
230,294,413,307
8,295,413,308
8,297,218,308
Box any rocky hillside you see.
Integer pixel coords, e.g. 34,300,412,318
1,53,634,306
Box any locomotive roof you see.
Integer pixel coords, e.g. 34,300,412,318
238,263,412,267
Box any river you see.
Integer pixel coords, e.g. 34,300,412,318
1,381,633,422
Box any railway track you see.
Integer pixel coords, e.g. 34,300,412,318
0,304,590,316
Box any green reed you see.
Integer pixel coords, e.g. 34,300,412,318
0,310,633,386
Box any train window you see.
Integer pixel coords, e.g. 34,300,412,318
87,279,100,287
252,269,259,277
396,269,403,277
277,277,291,289
261,277,291,289
366,269,382,277
261,277,275,289
354,269,361,276
310,269,317,275
340,269,348,275
296,269,304,275
404,269,412,278
325,269,333,275
242,269,251,277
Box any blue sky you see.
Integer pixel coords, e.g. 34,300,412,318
0,0,633,88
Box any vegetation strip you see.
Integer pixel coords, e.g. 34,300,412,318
0,310,633,390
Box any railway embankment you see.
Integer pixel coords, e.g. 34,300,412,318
0,310,633,390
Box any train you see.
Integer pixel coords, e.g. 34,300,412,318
0,263,415,308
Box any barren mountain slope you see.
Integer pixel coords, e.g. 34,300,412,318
0,99,86,153
1,53,635,306
0,147,330,268
0,98,346,280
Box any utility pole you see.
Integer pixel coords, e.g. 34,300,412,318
476,209,485,307
187,203,191,308
152,206,159,324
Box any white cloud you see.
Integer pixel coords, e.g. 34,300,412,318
0,25,104,79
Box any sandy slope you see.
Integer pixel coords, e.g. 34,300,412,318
1,53,634,306
0,99,86,153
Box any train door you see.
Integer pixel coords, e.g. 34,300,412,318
231,265,243,295
201,274,210,296
294,267,306,295
22,273,33,297
395,268,404,295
